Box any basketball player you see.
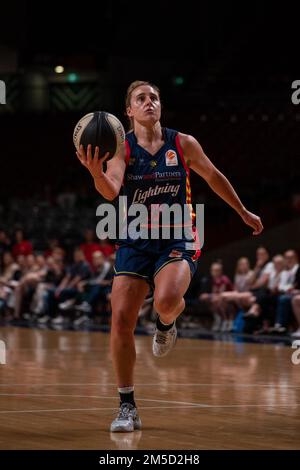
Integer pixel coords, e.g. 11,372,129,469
77,80,263,432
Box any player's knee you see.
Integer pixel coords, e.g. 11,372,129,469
154,293,182,316
279,294,291,305
292,295,300,307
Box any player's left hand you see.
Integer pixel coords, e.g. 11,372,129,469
240,209,264,235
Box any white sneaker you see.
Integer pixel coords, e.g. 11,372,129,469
110,403,142,433
291,328,300,337
211,314,222,332
152,322,177,357
221,319,229,332
73,314,89,327
37,315,50,324
75,301,92,313
51,315,65,325
58,299,76,311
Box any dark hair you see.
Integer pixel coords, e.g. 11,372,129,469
125,80,160,129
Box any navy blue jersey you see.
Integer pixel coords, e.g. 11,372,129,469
117,127,200,257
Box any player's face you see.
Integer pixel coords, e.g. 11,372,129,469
127,85,161,126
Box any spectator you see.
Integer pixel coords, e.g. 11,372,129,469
220,257,255,331
98,238,115,258
49,248,91,325
251,254,285,334
0,230,11,261
13,254,47,319
74,251,112,325
80,229,102,267
199,261,233,331
44,238,63,258
271,250,299,333
12,229,33,257
0,252,20,316
34,255,66,322
291,266,300,337
243,247,274,319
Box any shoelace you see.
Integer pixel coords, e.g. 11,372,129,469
155,331,171,344
118,404,135,420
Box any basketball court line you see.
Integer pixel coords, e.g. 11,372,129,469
0,403,299,414
0,383,299,388
0,343,289,351
0,393,299,412
0,393,205,406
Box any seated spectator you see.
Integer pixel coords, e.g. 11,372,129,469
270,250,299,333
13,254,47,319
74,251,112,325
12,229,33,257
0,252,20,316
0,230,11,261
242,246,274,319
0,251,19,283
220,257,255,331
199,261,233,332
33,254,66,321
80,229,102,267
233,257,254,292
4,254,38,315
48,248,91,325
44,238,64,258
97,238,115,258
289,266,300,337
250,254,285,334
248,246,273,291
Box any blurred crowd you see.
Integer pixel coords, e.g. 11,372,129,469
0,228,115,328
193,246,300,337
1,227,300,337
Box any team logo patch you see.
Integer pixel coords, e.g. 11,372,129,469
165,150,178,166
168,250,183,258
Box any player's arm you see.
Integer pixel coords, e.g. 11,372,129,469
179,133,264,235
76,144,126,201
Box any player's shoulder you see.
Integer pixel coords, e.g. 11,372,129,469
176,131,197,150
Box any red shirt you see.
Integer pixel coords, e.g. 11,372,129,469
12,240,33,257
212,275,233,293
98,243,115,258
80,242,102,266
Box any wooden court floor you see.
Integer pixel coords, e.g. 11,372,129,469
0,326,299,450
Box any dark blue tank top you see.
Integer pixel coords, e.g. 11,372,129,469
118,127,198,253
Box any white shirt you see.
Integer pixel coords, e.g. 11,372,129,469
278,264,299,293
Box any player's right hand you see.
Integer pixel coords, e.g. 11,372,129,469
76,144,110,179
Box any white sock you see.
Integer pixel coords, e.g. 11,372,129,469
159,317,174,326
118,386,134,394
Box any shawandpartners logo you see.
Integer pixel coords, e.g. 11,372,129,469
0,340,6,365
0,80,6,104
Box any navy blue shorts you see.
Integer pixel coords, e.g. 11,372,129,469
114,242,200,285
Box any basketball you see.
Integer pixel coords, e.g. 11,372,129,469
73,111,125,159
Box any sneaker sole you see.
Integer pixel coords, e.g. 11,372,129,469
110,418,142,433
